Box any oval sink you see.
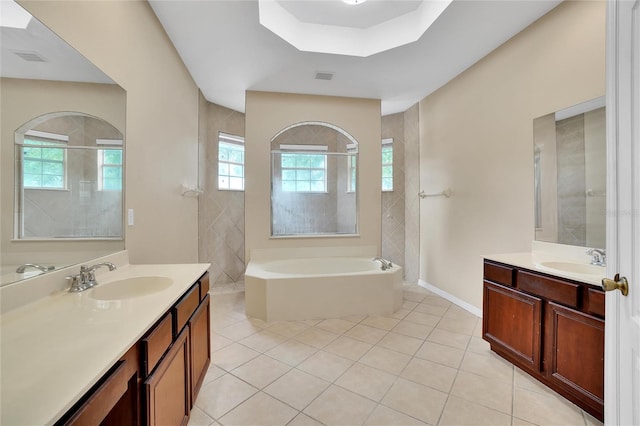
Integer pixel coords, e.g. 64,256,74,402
90,276,173,301
540,261,604,276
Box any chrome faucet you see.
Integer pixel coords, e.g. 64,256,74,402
586,248,606,266
67,262,116,292
372,257,393,270
16,263,54,273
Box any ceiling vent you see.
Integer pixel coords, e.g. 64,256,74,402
12,50,47,62
315,71,334,81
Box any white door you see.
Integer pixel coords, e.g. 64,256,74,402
604,1,640,425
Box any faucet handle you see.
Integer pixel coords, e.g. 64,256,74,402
66,274,88,293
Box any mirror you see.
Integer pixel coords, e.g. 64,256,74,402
533,96,605,248
1,1,126,285
270,122,358,236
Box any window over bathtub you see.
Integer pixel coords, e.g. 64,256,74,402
382,138,393,192
279,145,328,193
218,132,245,191
97,139,123,191
21,130,68,190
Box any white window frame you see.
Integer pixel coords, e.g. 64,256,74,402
346,143,357,193
21,130,68,190
218,132,245,191
279,144,328,193
96,140,123,191
382,138,393,192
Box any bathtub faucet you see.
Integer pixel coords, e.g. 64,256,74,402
373,257,393,271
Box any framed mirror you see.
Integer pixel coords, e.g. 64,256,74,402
533,96,605,248
270,122,358,237
1,1,126,285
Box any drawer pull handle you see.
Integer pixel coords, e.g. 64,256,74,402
601,274,629,296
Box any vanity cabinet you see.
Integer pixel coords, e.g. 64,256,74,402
482,260,604,421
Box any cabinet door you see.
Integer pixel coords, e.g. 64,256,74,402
189,294,210,406
145,327,190,426
545,302,604,418
483,281,543,372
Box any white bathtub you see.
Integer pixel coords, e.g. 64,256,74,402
245,256,403,322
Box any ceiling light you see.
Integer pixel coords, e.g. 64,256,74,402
342,0,368,4
0,0,32,29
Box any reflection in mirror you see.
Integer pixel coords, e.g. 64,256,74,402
15,112,123,239
271,122,358,236
1,0,126,285
533,96,605,248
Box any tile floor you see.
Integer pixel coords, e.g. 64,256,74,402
190,283,604,426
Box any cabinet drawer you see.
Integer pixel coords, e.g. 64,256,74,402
199,273,210,301
517,270,580,308
586,288,605,317
173,283,200,336
484,261,514,286
142,313,173,377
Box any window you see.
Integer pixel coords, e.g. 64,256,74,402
218,132,244,190
22,131,68,189
347,143,357,193
382,138,393,191
98,149,123,191
280,145,327,192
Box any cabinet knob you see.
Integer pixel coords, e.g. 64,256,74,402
601,274,629,296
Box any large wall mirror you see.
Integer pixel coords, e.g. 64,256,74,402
270,122,358,237
533,96,605,248
1,1,126,285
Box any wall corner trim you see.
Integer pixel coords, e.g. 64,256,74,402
418,279,483,318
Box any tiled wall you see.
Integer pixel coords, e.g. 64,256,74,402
198,102,246,287
403,104,420,284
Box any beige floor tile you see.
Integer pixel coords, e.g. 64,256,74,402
212,342,260,371
392,320,434,339
345,324,389,344
514,367,558,397
304,385,377,426
377,332,423,356
467,336,491,354
402,300,419,310
450,370,513,415
363,405,427,426
443,305,479,321
584,411,604,426
324,336,373,361
389,308,411,320
359,346,411,375
195,374,257,419
335,362,397,402
216,320,262,341
361,315,401,331
514,386,585,426
301,319,323,326
287,413,324,426
238,329,287,353
316,318,357,334
266,320,310,338
187,406,215,426
427,328,471,350
400,357,457,393
264,369,329,410
342,314,367,323
210,333,233,352
403,290,428,303
266,340,317,366
230,354,291,389
415,341,465,368
421,295,452,308
381,378,447,424
294,327,339,349
512,417,538,426
405,311,442,327
439,395,512,426
460,350,514,383
218,391,298,425
435,316,478,335
297,350,354,382
473,320,483,337
202,364,226,386
413,302,448,316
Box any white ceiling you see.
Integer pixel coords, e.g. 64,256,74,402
149,0,561,116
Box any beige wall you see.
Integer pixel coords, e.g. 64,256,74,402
419,1,606,309
244,91,381,260
1,78,126,261
19,1,201,264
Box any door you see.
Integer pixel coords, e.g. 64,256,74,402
604,1,639,424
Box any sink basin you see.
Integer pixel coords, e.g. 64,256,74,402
539,261,604,276
90,276,173,300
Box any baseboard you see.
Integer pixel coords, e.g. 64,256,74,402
418,279,483,318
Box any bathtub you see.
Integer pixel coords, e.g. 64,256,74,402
245,256,403,322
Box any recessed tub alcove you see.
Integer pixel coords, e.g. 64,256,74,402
245,246,402,322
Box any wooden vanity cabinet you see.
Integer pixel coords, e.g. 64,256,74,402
482,260,604,421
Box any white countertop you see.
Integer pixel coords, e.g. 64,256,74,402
484,252,605,286
0,263,210,426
